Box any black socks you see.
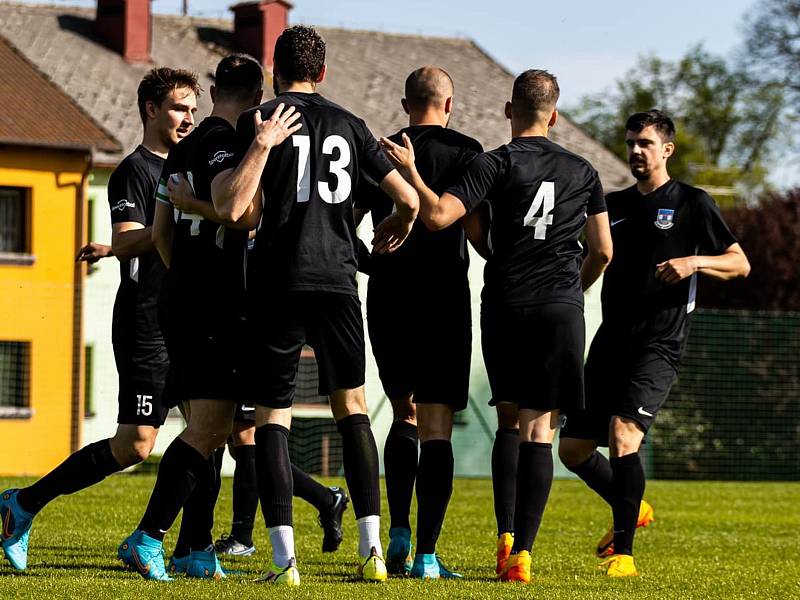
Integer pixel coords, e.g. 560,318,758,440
338,413,381,519
17,438,121,515
138,437,208,541
383,420,418,530
173,448,223,558
610,453,645,556
254,424,293,528
292,464,334,512
511,442,553,554
492,427,519,535
231,444,258,546
415,439,454,555
566,450,614,505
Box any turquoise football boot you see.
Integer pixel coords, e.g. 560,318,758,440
117,530,172,581
0,489,33,571
410,553,463,580
185,548,226,580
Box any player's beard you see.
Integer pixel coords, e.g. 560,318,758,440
629,160,649,181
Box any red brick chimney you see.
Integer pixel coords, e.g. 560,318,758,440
231,0,292,69
95,0,152,64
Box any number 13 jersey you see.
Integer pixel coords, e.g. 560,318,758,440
235,92,393,296
447,136,607,309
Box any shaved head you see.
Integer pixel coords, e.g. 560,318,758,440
404,66,454,111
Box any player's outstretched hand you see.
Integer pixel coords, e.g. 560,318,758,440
76,241,113,263
372,212,414,254
167,173,196,213
254,103,303,149
655,256,698,284
380,133,416,179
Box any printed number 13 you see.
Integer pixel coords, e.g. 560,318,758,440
292,135,352,204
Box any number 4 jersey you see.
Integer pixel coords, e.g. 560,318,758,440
447,135,607,309
156,116,248,311
234,92,394,296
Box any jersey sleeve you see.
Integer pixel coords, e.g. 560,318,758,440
354,173,381,212
586,174,607,216
446,150,504,212
108,160,149,225
199,127,239,183
358,120,394,184
696,191,738,254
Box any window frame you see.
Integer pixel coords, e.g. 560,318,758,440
0,185,34,265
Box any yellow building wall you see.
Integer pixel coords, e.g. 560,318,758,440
0,148,88,475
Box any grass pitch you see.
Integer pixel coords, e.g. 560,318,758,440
0,475,797,599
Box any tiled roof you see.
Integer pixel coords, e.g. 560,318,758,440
0,34,118,152
0,2,630,188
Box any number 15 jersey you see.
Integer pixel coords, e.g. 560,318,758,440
234,92,394,296
447,136,607,309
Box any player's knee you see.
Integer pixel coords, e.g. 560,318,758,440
558,438,594,469
390,396,416,423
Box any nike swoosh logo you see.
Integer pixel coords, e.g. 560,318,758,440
611,218,626,227
638,407,654,417
2,509,12,539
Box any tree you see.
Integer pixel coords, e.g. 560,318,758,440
567,46,787,202
744,0,800,110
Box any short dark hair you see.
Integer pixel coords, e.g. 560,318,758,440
213,53,264,101
511,69,560,122
404,66,454,110
273,25,326,84
626,110,676,143
137,67,201,124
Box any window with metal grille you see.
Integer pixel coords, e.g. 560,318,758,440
0,341,31,419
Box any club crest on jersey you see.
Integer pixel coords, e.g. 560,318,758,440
655,208,675,230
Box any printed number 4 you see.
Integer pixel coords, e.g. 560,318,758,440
523,181,555,240
136,394,153,416
293,134,352,204
174,171,202,235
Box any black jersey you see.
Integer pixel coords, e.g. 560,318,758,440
357,125,482,288
109,145,166,348
156,116,248,310
234,92,394,296
600,180,737,361
447,136,606,309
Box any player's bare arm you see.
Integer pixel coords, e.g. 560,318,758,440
211,103,301,222
151,200,174,268
580,212,613,291
371,170,419,254
655,242,750,284
463,204,492,260
380,133,465,230
111,222,154,261
168,173,260,231
76,241,113,263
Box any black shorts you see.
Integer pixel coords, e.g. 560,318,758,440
560,322,678,446
246,291,366,409
114,341,170,427
481,302,585,412
235,403,256,423
367,281,471,411
161,308,247,407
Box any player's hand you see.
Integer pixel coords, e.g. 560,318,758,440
380,133,416,179
254,103,303,150
167,173,196,213
76,241,113,263
372,212,414,254
655,256,698,284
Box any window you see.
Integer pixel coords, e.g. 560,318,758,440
0,341,31,419
0,186,32,264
